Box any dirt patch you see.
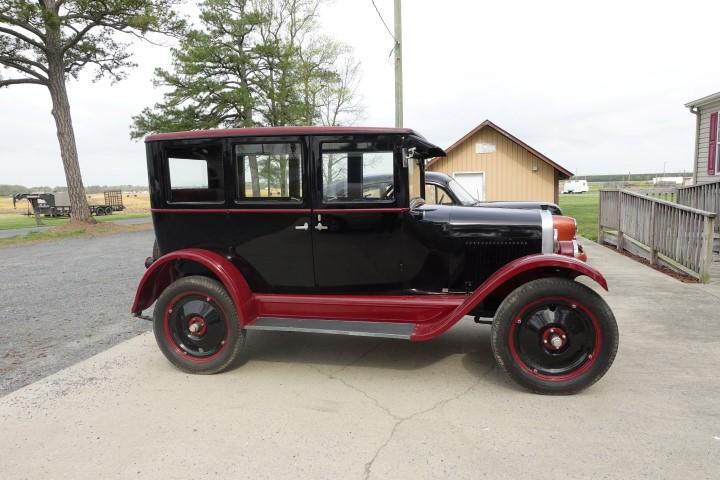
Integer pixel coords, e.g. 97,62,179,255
603,244,698,283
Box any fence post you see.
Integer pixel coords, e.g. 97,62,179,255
597,191,604,244
700,215,716,283
649,201,657,265
616,191,624,252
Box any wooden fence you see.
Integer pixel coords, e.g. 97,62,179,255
677,181,720,236
631,188,677,203
599,189,716,282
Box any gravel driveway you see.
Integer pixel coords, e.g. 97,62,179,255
0,230,154,395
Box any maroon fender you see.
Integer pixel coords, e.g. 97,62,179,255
131,249,256,323
411,254,608,341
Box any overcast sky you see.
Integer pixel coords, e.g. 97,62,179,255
1,0,719,186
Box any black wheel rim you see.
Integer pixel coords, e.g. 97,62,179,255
511,298,599,379
167,294,227,359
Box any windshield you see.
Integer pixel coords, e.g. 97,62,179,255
447,178,477,205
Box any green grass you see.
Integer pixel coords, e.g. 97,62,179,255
0,227,89,247
559,191,599,241
0,212,149,231
0,222,153,248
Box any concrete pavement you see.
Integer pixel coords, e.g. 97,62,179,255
1,240,719,479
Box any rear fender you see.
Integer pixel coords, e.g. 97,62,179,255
412,254,607,341
131,249,256,324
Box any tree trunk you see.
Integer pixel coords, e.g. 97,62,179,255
248,155,261,196
279,157,287,197
46,53,94,224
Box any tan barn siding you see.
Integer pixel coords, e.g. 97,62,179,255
428,128,556,202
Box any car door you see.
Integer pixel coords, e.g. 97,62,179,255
226,136,315,292
310,135,407,292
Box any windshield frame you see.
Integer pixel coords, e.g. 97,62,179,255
447,178,477,205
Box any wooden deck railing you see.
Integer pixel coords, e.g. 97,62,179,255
677,180,720,235
599,189,716,282
630,188,677,203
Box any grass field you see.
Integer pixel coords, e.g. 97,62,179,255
559,191,599,241
0,222,152,249
0,212,150,231
0,192,150,214
0,192,150,231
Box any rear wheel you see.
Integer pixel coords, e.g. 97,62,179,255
153,276,245,374
491,278,618,394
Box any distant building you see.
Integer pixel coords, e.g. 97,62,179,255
651,176,685,185
686,91,720,184
425,120,572,203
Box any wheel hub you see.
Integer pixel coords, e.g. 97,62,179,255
542,326,567,351
187,316,208,337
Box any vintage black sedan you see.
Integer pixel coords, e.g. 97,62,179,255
132,127,618,394
424,171,563,214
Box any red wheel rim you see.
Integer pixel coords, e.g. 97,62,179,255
162,291,229,363
508,296,602,382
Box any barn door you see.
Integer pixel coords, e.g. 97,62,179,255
453,172,485,201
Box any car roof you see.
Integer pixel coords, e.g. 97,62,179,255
425,171,452,184
145,126,418,142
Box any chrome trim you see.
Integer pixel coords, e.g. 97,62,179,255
573,239,580,258
540,209,555,254
246,317,415,339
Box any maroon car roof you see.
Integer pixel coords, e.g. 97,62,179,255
145,126,417,142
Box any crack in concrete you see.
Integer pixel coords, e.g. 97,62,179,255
361,365,496,480
331,341,383,376
307,340,497,480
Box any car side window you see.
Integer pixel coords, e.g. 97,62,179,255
167,144,224,203
234,143,303,202
425,184,438,204
424,184,454,205
321,142,395,203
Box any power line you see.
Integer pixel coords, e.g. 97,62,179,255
370,0,397,44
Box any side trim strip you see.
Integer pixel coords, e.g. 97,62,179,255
246,317,415,339
314,207,410,214
151,208,409,214
151,208,312,214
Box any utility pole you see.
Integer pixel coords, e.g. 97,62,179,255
394,0,403,127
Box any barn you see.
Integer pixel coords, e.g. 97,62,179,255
426,120,572,204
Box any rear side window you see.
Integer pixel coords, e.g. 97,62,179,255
425,184,454,205
234,143,303,202
167,144,224,203
321,141,395,203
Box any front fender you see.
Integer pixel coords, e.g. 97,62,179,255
130,249,256,324
412,254,608,341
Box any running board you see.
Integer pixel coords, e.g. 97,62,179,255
246,317,415,339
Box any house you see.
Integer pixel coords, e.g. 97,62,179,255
425,120,572,204
686,91,720,184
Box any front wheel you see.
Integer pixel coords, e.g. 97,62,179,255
491,277,618,394
153,276,246,374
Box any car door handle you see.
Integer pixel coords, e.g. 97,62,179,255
315,214,329,231
295,222,309,231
